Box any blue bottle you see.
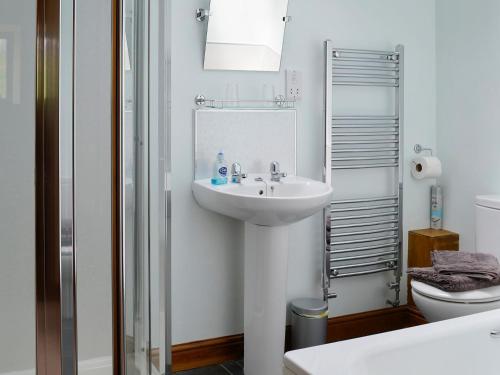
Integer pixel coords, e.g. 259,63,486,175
211,151,228,185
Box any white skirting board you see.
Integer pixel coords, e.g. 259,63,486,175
1,356,112,375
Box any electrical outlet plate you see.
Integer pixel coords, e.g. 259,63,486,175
286,69,302,100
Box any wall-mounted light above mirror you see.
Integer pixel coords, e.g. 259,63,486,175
203,0,289,72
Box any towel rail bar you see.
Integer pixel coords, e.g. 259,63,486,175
331,219,399,230
333,81,399,87
333,73,399,80
333,115,398,120
331,203,398,212
332,234,399,246
332,196,398,204
333,65,399,72
332,57,398,64
333,48,399,56
331,242,399,254
332,163,398,169
331,227,399,238
331,212,398,221
332,147,399,153
332,250,398,263
332,132,399,136
332,140,398,145
332,258,398,271
332,156,398,162
330,266,397,279
332,124,398,128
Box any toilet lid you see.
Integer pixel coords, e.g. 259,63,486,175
411,280,500,303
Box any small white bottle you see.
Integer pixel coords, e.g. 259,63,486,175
430,185,443,229
211,151,228,185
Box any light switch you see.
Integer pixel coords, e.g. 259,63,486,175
286,69,302,100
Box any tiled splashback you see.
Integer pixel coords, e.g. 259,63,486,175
194,109,296,179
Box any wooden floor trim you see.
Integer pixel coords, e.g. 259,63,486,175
171,305,427,372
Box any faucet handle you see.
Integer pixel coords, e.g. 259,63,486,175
270,161,280,174
231,162,242,175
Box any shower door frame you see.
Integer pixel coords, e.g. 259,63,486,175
35,0,77,374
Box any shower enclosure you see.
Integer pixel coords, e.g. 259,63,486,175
0,0,170,374
120,0,171,373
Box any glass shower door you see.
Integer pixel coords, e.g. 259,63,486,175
122,0,169,374
0,2,37,373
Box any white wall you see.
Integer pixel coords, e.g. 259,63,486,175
171,0,437,344
75,0,113,366
436,0,500,250
0,1,36,372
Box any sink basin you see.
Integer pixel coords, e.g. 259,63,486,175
192,173,332,375
192,174,333,226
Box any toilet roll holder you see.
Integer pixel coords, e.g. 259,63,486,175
414,144,433,156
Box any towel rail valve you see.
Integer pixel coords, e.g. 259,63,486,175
387,281,399,290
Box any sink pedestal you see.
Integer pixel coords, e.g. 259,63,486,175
244,222,289,375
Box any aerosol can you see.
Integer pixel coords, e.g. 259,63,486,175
430,185,443,229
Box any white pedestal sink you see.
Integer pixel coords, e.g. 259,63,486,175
192,175,333,375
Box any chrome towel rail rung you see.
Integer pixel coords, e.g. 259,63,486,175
333,65,399,72
333,73,399,80
332,140,398,145
332,163,398,169
330,266,397,279
333,81,399,87
332,124,398,128
331,219,399,230
333,115,398,121
331,203,398,212
332,196,398,204
332,155,399,162
331,211,398,221
332,258,398,271
332,226,399,238
332,250,398,263
332,57,398,64
332,131,399,136
332,155,398,162
332,234,399,246
331,242,399,254
332,147,399,153
333,48,399,56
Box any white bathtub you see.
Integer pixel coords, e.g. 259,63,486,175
284,309,500,375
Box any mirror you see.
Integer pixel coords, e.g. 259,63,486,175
204,0,289,71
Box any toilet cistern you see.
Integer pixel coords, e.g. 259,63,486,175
270,160,287,182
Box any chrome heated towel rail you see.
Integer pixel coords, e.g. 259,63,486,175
322,42,404,307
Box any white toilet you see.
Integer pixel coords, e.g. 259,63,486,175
411,195,500,322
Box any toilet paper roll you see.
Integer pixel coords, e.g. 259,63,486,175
411,156,442,180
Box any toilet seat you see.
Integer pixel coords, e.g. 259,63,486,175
411,280,500,303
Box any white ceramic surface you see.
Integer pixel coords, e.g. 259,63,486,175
284,309,500,374
193,174,331,374
412,287,500,322
192,174,333,226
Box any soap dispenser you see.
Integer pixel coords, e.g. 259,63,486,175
211,150,228,185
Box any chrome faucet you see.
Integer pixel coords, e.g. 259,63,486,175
231,162,247,183
270,161,287,182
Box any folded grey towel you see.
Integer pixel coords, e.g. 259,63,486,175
408,267,500,292
431,251,500,280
